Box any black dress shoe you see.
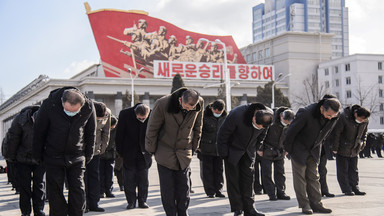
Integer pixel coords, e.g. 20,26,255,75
353,190,366,195
99,193,105,198
88,206,105,212
312,205,332,213
234,210,243,216
106,192,115,198
126,203,135,209
216,192,226,198
344,191,355,196
269,195,278,201
244,208,265,216
208,194,215,198
277,193,291,200
139,202,149,208
322,192,335,197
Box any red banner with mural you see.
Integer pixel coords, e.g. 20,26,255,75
86,6,246,78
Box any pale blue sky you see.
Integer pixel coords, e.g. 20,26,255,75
0,0,383,101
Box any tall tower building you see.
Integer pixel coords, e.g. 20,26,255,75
252,0,349,58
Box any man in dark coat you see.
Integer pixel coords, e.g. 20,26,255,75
116,103,152,209
33,87,96,216
284,97,340,214
199,99,227,198
331,105,370,196
5,105,45,216
217,103,273,216
99,115,118,198
146,88,204,216
257,107,294,201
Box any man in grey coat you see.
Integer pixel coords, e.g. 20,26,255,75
146,88,204,216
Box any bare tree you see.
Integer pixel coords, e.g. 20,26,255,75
353,76,379,114
292,73,324,107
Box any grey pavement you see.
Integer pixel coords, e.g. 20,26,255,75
0,155,384,216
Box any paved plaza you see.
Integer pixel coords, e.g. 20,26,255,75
0,155,383,216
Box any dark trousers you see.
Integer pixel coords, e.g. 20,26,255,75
225,154,254,212
123,163,149,204
45,161,86,216
99,158,114,195
7,160,19,191
261,158,286,197
253,156,263,193
85,155,101,209
114,169,124,189
201,154,224,196
17,163,46,216
376,144,383,157
318,153,330,194
158,164,190,216
336,155,359,193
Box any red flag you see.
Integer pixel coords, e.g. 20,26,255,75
86,5,246,78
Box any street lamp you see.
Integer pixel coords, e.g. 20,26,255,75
215,39,231,111
128,67,145,107
271,73,291,109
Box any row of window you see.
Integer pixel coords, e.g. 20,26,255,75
325,75,383,88
246,48,271,62
344,89,384,99
324,62,383,76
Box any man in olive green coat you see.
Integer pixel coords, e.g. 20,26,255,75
145,88,204,216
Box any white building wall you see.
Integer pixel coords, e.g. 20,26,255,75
318,54,384,130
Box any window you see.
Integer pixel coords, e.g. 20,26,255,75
346,90,352,98
335,79,340,87
345,63,350,71
325,68,329,76
265,48,270,58
346,77,351,85
381,117,384,125
325,81,330,88
252,52,257,62
380,89,383,98
258,50,263,60
379,75,383,84
379,62,382,70
380,103,384,111
335,66,339,73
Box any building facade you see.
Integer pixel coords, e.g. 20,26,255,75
241,31,333,110
318,54,384,130
253,0,348,58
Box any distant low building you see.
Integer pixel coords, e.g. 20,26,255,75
318,54,384,130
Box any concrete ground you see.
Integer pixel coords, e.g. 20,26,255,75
0,155,383,216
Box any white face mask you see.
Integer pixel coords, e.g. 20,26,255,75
355,119,362,124
281,120,288,127
213,113,222,118
252,122,262,130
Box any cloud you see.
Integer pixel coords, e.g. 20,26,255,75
63,60,99,77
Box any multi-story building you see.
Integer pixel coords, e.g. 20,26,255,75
318,54,384,130
241,31,333,110
253,0,349,58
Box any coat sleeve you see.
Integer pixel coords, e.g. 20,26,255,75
216,111,237,158
115,110,126,156
99,111,111,155
84,103,97,164
5,115,23,161
330,114,346,152
145,100,165,154
33,100,50,162
192,99,204,152
283,108,308,154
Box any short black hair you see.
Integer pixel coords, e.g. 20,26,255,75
211,99,225,111
354,106,371,118
281,109,295,122
134,104,150,116
62,89,85,106
181,89,200,106
322,98,341,113
254,109,274,128
93,101,107,117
